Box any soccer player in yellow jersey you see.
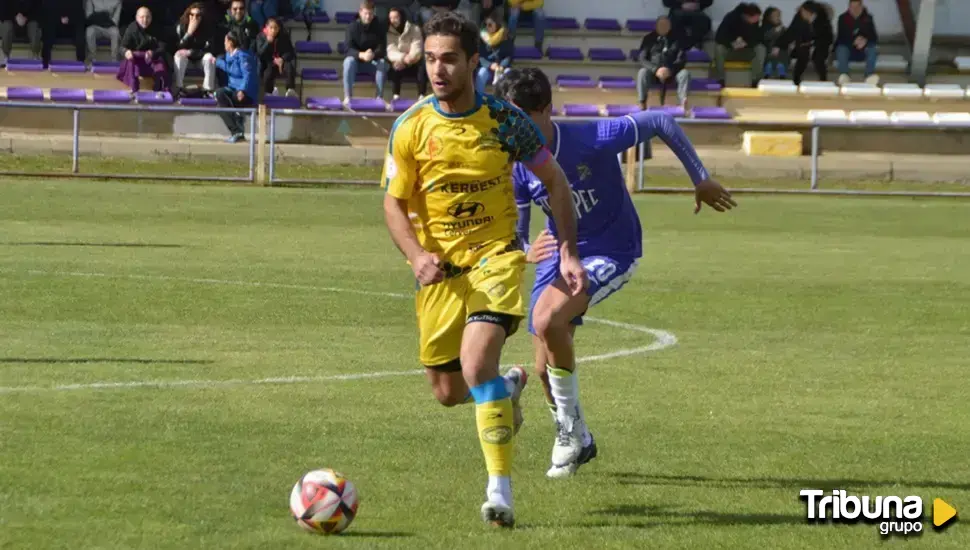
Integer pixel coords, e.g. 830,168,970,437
381,11,587,528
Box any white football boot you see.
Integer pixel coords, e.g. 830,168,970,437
504,367,528,434
481,477,515,528
546,404,598,478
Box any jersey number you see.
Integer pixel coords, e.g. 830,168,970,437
583,258,617,284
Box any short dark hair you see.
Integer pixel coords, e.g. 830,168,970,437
494,68,553,114
230,0,245,6
423,10,479,58
225,31,241,49
740,3,763,17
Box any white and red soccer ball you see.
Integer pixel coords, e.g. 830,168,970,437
289,469,359,534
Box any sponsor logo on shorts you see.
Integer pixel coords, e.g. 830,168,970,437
481,426,512,444
487,282,507,297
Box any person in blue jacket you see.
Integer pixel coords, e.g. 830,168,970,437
214,30,259,143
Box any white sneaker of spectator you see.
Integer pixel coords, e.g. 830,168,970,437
864,74,880,86
837,74,851,85
285,89,298,98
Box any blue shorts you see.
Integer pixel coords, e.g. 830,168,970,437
527,254,640,335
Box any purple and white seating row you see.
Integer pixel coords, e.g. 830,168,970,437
629,49,712,63
556,75,721,93
561,103,731,119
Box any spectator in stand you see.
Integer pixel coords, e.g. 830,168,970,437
713,3,764,87
342,1,388,106
386,7,427,100
249,0,279,27
835,0,878,85
475,13,513,93
374,0,414,26
223,0,260,51
42,0,86,69
663,0,712,50
117,6,171,92
775,0,833,85
84,0,122,64
256,17,298,98
1,0,42,64
507,0,545,51
762,6,788,78
173,3,218,96
215,30,259,142
636,16,690,110
470,0,503,25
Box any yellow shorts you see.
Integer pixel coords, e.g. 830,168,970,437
416,240,526,369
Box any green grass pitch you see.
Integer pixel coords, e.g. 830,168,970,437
1,178,968,549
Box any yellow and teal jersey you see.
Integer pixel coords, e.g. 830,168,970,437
381,92,552,261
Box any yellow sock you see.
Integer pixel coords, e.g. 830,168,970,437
470,377,515,476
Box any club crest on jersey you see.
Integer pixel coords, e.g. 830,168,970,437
427,136,444,159
385,155,398,179
577,163,592,181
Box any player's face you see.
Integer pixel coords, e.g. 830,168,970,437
425,34,478,102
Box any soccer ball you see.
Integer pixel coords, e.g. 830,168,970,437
289,469,359,534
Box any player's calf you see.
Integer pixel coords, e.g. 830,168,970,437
425,361,473,407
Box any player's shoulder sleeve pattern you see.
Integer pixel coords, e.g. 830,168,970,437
592,115,639,155
382,100,429,199
481,94,551,170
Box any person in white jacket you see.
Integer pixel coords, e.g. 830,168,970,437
385,7,427,100
84,0,122,63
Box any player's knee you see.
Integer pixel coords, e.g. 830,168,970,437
532,308,567,342
431,385,466,407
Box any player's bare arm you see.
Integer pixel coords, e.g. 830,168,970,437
382,194,444,285
530,157,588,296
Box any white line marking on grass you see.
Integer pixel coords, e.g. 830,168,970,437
0,270,678,394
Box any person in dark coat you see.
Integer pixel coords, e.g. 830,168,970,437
1,0,42,62
636,16,690,109
342,1,388,104
42,0,86,68
223,0,260,51
255,17,298,99
116,6,171,92
663,0,712,50
835,0,879,84
713,3,765,87
475,13,513,93
173,2,219,93
775,0,834,84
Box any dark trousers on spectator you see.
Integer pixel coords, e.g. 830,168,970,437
215,87,253,136
388,62,428,97
792,44,829,85
42,18,85,67
261,60,297,96
1,19,41,58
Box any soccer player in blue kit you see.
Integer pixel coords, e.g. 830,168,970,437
496,68,737,478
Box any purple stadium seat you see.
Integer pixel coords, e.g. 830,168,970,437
136,91,174,104
514,46,543,60
49,61,87,73
588,48,626,62
563,104,600,117
648,105,686,118
686,49,712,63
605,104,640,117
179,97,218,107
391,98,417,112
6,87,44,101
689,78,722,92
691,106,732,119
5,60,44,71
599,76,636,90
337,42,348,55
546,17,580,30
306,96,343,110
93,89,132,103
349,98,387,112
295,41,332,55
627,19,657,33
301,68,338,81
91,61,119,75
296,11,330,23
585,18,621,31
335,12,357,24
263,94,302,109
49,88,87,103
546,47,583,61
558,78,596,89
630,49,641,61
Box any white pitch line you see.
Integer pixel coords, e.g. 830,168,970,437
0,270,678,394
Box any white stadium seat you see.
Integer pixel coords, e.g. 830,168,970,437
890,111,932,124
799,81,839,97
923,84,966,99
882,83,923,99
807,109,847,122
849,110,890,123
874,54,909,71
758,79,798,95
955,57,970,72
840,83,882,98
932,112,970,126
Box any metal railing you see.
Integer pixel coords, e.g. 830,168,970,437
0,101,259,182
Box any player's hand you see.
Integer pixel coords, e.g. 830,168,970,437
694,179,737,214
411,251,444,286
559,249,588,297
526,229,557,264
